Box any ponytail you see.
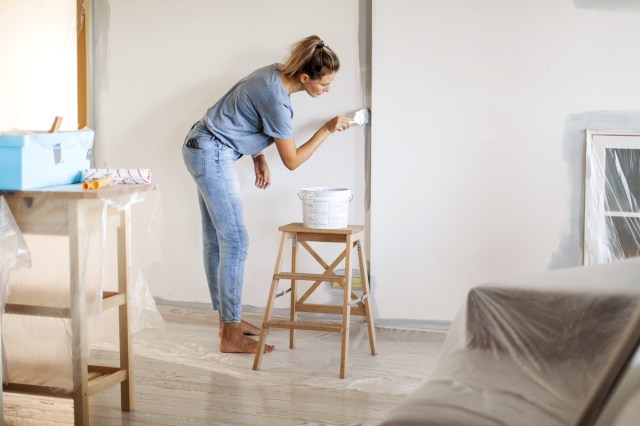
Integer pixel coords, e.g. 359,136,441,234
279,35,340,80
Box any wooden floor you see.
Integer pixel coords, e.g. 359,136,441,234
2,305,445,425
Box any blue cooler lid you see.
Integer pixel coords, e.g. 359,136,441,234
0,133,28,147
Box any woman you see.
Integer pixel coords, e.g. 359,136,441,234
182,35,352,354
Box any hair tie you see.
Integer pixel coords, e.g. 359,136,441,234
317,43,325,49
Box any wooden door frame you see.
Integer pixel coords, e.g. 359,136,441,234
77,0,92,130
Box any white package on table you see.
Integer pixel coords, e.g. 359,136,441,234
83,169,152,185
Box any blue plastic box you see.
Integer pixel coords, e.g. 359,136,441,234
0,130,94,190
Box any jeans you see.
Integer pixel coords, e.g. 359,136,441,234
182,127,248,323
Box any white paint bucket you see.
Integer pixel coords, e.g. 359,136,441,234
298,187,352,229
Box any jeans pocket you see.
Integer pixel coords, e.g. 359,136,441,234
182,143,206,178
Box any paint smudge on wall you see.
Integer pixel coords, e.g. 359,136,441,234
549,110,640,270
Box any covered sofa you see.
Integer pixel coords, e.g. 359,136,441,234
381,258,640,426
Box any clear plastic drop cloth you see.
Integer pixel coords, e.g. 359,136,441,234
0,185,164,393
0,196,32,401
381,258,640,426
584,132,640,265
91,305,447,397
0,196,31,306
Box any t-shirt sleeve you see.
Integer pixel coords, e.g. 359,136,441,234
252,88,293,140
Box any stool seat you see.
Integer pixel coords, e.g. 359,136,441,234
278,222,365,234
252,223,377,378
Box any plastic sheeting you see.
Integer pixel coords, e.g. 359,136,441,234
0,197,31,306
82,169,153,185
91,304,446,397
381,258,640,426
0,185,164,393
584,131,640,265
595,348,640,426
0,196,31,410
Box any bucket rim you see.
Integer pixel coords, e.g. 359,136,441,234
299,186,350,192
299,187,352,200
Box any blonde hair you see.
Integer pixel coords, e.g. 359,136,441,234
279,35,340,80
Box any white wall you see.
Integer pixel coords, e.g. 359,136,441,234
93,0,366,309
6,0,640,325
0,0,77,131
370,0,640,321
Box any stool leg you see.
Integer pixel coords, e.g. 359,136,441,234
357,239,377,356
340,235,353,379
290,234,297,349
253,232,288,370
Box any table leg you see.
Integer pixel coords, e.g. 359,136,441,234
117,209,135,412
69,201,89,425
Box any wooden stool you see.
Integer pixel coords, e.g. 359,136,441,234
252,223,377,378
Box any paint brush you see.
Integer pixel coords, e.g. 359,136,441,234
349,108,370,126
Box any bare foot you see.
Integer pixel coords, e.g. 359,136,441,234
239,319,262,336
218,317,262,337
219,322,274,354
220,335,275,354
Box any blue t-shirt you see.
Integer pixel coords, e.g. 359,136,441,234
199,64,293,155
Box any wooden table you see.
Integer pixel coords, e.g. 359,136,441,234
0,184,156,425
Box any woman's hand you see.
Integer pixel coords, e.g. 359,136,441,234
325,115,352,133
253,154,271,189
273,114,353,171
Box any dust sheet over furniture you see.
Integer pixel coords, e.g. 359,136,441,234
381,258,640,426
